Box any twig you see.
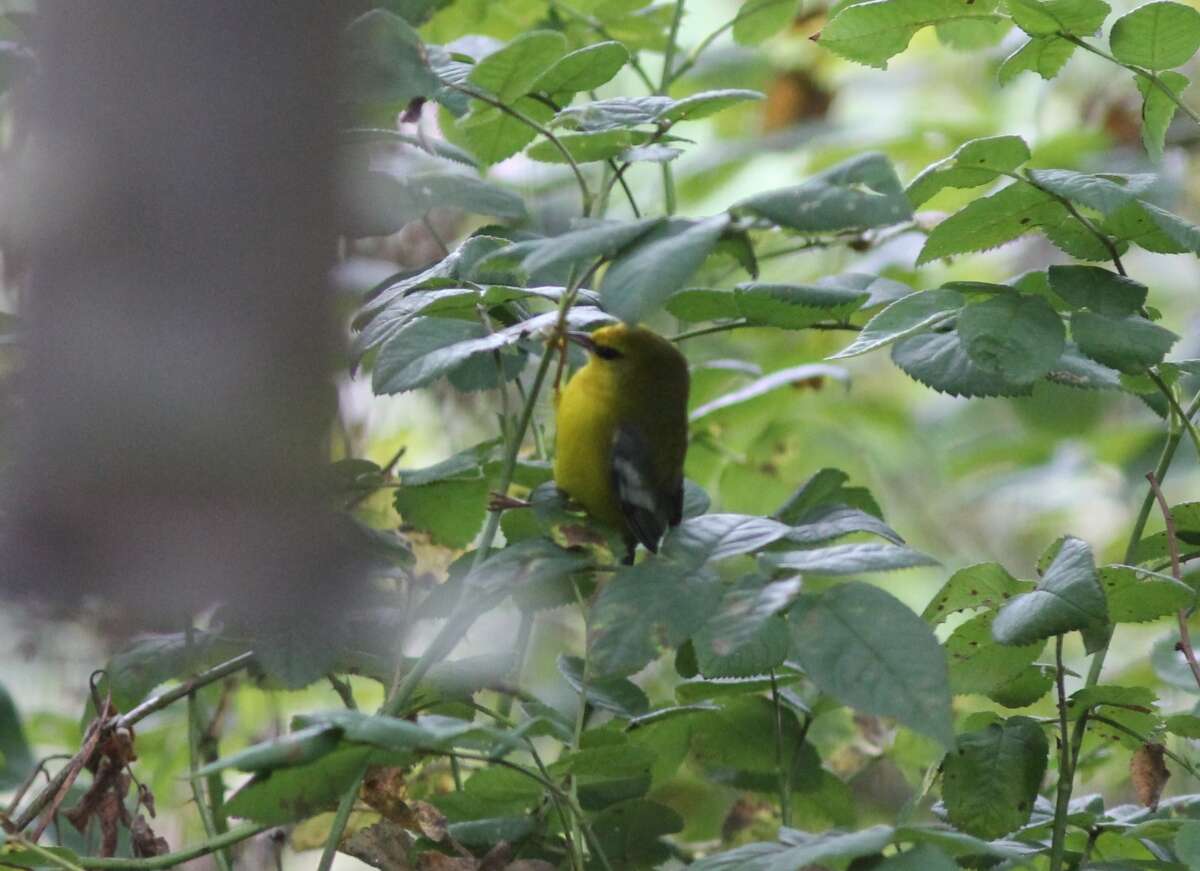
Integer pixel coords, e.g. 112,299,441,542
1146,470,1200,690
116,652,255,730
1088,713,1200,779
185,626,232,871
13,822,272,870
327,674,357,710
1049,635,1074,871
769,669,791,827
1061,33,1200,126
344,445,407,510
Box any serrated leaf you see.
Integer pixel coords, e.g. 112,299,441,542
532,40,629,93
601,215,731,324
1025,167,1143,214
988,665,1055,708
522,216,665,276
787,504,905,545
694,576,803,662
917,181,1060,264
689,364,850,422
738,153,913,232
449,96,555,166
946,612,1044,695
468,30,567,101
1137,70,1189,160
789,582,954,747
992,536,1108,646
526,129,650,163
891,330,1035,398
1048,265,1147,316
818,0,1003,68
660,513,793,566
830,289,964,359
998,35,1076,83
1110,1,1200,69
942,717,1048,838
907,135,1032,207
761,542,938,574
1006,0,1110,35
695,614,791,677
1045,341,1125,389
554,95,673,131
956,293,1065,383
226,745,379,825
691,827,895,871
1101,566,1196,622
1071,310,1178,372
590,561,724,677
1165,713,1200,738
924,563,1033,625
734,282,869,328
666,288,740,321
659,88,765,123
557,655,650,717
734,0,802,43
592,799,684,865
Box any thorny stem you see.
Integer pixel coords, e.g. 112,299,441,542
1146,470,1200,690
1050,635,1074,871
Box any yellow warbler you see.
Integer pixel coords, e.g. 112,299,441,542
553,323,690,563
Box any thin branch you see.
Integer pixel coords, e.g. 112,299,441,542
1061,34,1200,127
1088,714,1200,780
443,80,594,217
116,652,255,730
1146,470,1200,690
669,16,737,84
1148,369,1200,460
769,670,791,827
670,318,860,343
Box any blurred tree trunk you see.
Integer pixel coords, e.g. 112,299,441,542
5,2,347,627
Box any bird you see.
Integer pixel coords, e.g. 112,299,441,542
553,323,690,564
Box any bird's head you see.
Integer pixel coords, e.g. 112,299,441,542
566,323,683,372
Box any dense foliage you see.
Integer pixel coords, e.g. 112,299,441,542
7,0,1200,869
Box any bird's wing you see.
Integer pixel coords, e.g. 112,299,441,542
610,423,678,553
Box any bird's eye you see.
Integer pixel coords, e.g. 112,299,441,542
593,345,623,360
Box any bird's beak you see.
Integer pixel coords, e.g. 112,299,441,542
565,331,596,352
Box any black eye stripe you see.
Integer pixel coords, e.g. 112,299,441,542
594,345,622,360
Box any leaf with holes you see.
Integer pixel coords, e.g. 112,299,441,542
907,136,1032,207
942,717,1048,838
946,613,1044,695
923,562,1034,626
1100,566,1195,622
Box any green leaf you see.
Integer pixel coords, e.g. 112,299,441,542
988,665,1055,708
343,10,441,110
557,655,650,717
694,615,791,677
1175,821,1200,870
194,724,341,776
0,685,32,790
923,562,1034,626
666,287,740,321
688,364,850,422
1026,167,1146,214
449,96,555,166
1005,0,1110,35
675,674,801,704
734,282,869,328
255,620,340,690
526,129,650,163
917,181,1060,264
554,95,673,131
906,135,1032,207
691,696,807,772
787,504,904,545
1071,310,1178,372
734,0,801,44
601,215,731,323
591,799,684,865
395,478,487,548
660,513,793,566
761,542,939,574
102,632,216,712
532,40,629,93
1047,265,1148,316
691,825,895,870
992,536,1108,647
1101,565,1195,622
736,153,913,232
789,582,954,747
946,613,1044,695
942,716,1049,838
338,169,526,238
522,216,665,275
956,293,1065,383
1045,341,1125,390
891,330,1035,398
467,30,567,101
876,845,959,871
1165,713,1200,738
998,35,1076,83
1110,1,1200,69
1137,70,1189,159
591,561,724,677
818,0,1004,67
658,89,765,123
226,745,379,825
830,289,964,359
774,467,883,524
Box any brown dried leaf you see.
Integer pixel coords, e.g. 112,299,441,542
418,854,476,871
1132,742,1171,810
130,814,169,858
97,789,124,857
411,801,448,843
362,766,411,822
342,819,416,871
478,842,512,871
